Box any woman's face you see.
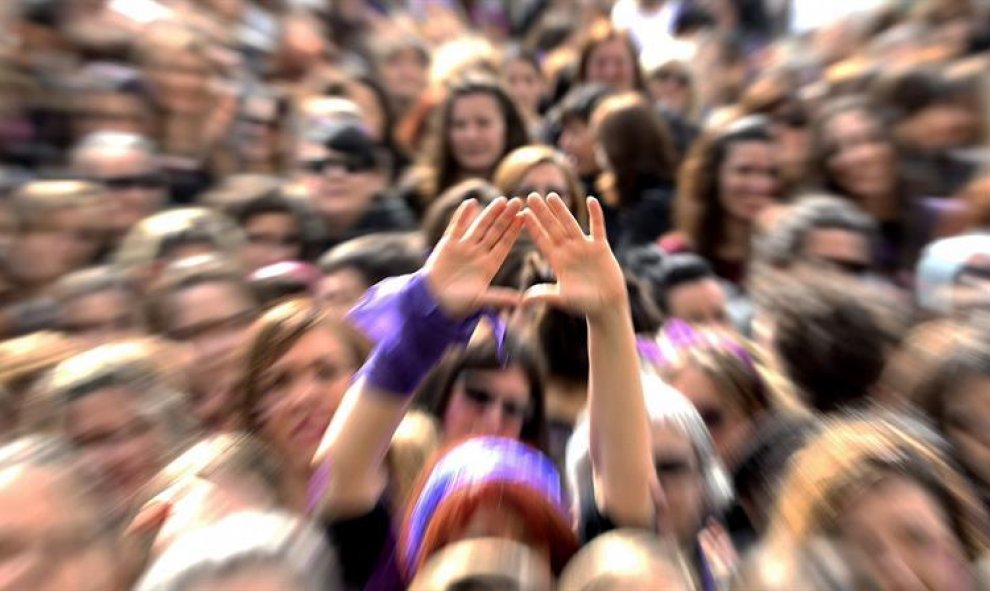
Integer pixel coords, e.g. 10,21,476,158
255,327,358,471
242,211,302,273
558,118,598,177
943,376,990,489
298,142,382,226
824,110,897,201
505,58,544,117
651,423,705,547
838,475,973,591
448,93,507,175
380,48,428,107
669,364,752,470
647,70,691,115
442,366,532,442
515,162,573,210
67,387,168,509
718,140,779,223
585,38,637,92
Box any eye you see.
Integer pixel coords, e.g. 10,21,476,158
315,362,342,382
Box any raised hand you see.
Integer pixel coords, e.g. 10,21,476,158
522,194,627,321
425,197,524,318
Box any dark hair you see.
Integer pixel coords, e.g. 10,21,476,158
145,254,256,335
232,189,323,262
767,270,904,414
914,333,990,435
625,272,664,334
576,22,643,91
536,308,589,384
555,84,612,128
870,68,960,126
415,332,549,454
422,179,501,249
652,254,717,314
419,74,530,204
754,195,878,269
317,232,425,288
593,93,679,207
675,117,774,262
807,96,894,198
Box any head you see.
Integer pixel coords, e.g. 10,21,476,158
409,538,553,591
135,23,214,119
656,322,773,469
239,299,369,474
568,376,732,548
374,34,430,114
577,22,642,93
134,510,339,591
0,332,80,430
768,418,988,591
676,117,779,261
424,73,530,197
502,47,546,118
418,333,548,453
30,342,193,512
228,189,312,273
558,530,692,591
53,265,142,348
809,97,898,204
422,180,501,249
69,62,158,141
71,132,165,240
402,437,578,578
653,254,729,326
229,88,287,169
0,436,120,591
555,84,612,177
755,194,877,277
646,61,695,118
295,120,386,232
872,68,977,152
146,255,257,431
740,70,811,189
591,93,679,207
493,145,587,226
7,180,105,289
316,232,425,314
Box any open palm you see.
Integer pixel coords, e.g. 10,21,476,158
425,197,524,319
522,194,627,319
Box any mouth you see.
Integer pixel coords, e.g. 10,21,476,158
292,415,330,447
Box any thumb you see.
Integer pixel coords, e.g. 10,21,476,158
119,501,171,587
476,287,522,310
522,283,563,308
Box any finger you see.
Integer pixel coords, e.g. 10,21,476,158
445,198,479,241
522,210,556,256
480,198,523,250
522,283,564,308
547,193,584,239
526,193,568,244
587,196,607,242
477,287,522,309
465,197,507,243
489,214,525,263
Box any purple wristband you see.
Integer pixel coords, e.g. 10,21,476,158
349,272,479,396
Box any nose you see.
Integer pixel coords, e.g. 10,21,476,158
478,402,508,434
284,373,319,412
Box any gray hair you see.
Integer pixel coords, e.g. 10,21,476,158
134,510,341,591
565,374,733,526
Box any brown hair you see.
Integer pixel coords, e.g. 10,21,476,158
421,179,501,249
238,298,370,431
11,180,103,232
592,93,678,208
492,145,588,227
576,21,644,91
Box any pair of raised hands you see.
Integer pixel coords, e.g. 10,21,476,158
425,194,627,322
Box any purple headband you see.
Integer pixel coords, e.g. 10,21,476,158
403,437,565,575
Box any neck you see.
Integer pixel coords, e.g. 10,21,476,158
280,467,312,514
718,216,750,260
322,205,367,238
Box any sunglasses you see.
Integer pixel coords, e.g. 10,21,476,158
461,385,532,422
100,174,164,191
302,157,371,175
655,72,689,86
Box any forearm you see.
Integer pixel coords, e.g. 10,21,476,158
587,301,655,528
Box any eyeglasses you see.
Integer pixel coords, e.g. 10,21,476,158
461,385,532,422
99,174,164,191
301,157,371,175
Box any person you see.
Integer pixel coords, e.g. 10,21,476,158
558,529,693,591
372,33,431,121
646,60,696,122
22,341,194,515
134,510,341,591
145,254,258,432
668,116,781,285
400,73,530,214
493,145,588,228
53,265,143,347
0,332,80,431
650,253,731,326
592,92,680,251
754,194,878,277
765,417,989,591
501,47,548,134
421,179,501,249
409,537,553,591
552,84,613,196
0,436,123,591
316,232,425,315
575,22,643,93
210,87,290,179
221,187,320,273
248,261,322,308
70,131,167,245
415,331,549,453
294,120,415,250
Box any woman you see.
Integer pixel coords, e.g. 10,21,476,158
493,145,588,228
401,74,530,214
808,97,912,272
502,47,547,135
593,93,680,251
576,22,643,93
415,332,550,454
766,417,989,591
668,116,781,285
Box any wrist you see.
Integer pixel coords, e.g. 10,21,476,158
587,299,631,329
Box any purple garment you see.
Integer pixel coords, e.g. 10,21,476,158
403,437,566,575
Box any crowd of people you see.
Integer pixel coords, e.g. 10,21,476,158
0,0,989,589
